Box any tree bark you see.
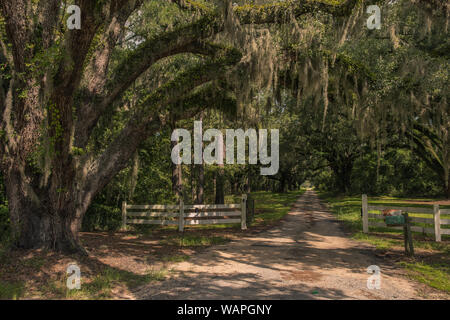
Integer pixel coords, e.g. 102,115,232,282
279,176,287,193
191,162,196,204
444,171,450,199
128,151,140,202
446,181,450,199
196,162,205,204
4,166,87,253
245,167,251,194
195,113,204,204
171,128,183,201
214,169,225,204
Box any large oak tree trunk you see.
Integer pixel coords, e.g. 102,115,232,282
4,167,87,253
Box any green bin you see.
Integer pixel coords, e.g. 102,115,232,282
385,215,405,226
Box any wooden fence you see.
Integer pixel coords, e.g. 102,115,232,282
122,195,248,231
362,194,450,242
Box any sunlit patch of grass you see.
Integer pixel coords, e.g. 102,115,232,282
412,240,450,254
351,229,449,254
46,267,167,300
230,190,305,226
320,195,363,232
160,235,229,247
162,254,190,263
0,281,25,300
400,261,450,293
352,232,400,250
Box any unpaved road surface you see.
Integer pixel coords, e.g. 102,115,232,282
134,191,448,300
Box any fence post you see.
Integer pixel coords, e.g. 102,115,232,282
241,194,247,230
121,201,127,230
362,194,368,233
403,212,414,256
178,199,185,232
434,204,441,242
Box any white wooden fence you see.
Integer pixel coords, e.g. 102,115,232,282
362,194,450,242
122,195,248,231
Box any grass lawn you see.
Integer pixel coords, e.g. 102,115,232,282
229,190,305,227
45,267,168,300
319,192,450,293
159,234,230,247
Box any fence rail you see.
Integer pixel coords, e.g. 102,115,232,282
362,194,450,242
122,195,248,231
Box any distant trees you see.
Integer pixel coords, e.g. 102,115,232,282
406,122,449,198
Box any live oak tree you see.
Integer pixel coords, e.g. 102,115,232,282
405,122,450,198
276,0,448,196
244,0,447,196
352,0,449,197
0,0,358,253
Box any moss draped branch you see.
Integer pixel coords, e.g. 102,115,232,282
234,0,360,25
74,13,223,148
74,0,360,150
81,45,241,204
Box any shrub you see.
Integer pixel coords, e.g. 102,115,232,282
0,205,10,243
82,203,122,232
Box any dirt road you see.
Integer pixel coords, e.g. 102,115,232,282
134,190,446,299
